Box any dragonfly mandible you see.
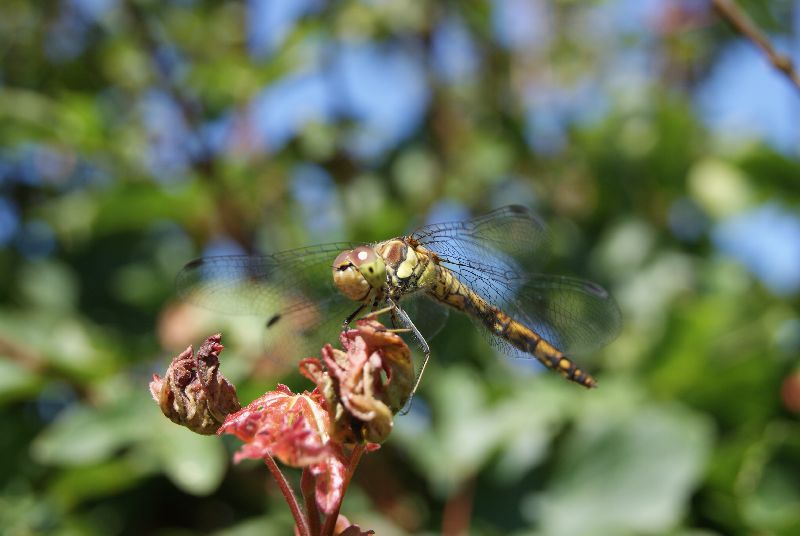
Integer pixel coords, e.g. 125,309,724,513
177,206,621,387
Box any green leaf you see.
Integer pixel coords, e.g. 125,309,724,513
395,367,574,495
32,404,139,466
738,422,800,533
210,515,295,536
0,359,43,403
49,459,151,509
525,384,714,536
0,487,59,536
151,417,228,496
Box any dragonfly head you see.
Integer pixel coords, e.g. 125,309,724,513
332,246,386,301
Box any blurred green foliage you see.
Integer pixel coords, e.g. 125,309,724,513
1,1,800,535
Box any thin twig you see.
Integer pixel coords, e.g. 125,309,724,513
711,0,800,90
321,444,367,536
264,456,310,536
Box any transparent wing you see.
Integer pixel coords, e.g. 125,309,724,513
176,242,361,363
261,292,363,366
411,205,549,305
411,206,621,355
498,275,621,356
176,243,355,316
397,293,450,341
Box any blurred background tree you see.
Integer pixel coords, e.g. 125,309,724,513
1,0,799,534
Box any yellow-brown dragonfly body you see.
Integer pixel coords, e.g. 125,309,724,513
333,235,596,387
178,206,620,387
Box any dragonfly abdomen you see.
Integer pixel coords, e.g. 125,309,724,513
429,267,597,388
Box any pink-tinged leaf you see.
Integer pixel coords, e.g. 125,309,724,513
311,452,347,515
219,383,350,516
218,385,336,467
218,319,409,522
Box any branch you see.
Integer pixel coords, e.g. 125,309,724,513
441,477,476,536
264,456,310,536
711,0,800,91
301,468,321,536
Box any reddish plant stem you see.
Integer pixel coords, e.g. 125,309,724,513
442,477,476,536
301,467,322,536
264,456,310,536
711,0,800,91
321,444,367,536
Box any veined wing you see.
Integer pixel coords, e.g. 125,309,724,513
176,243,356,317
412,206,621,355
411,205,549,305
500,274,621,355
396,292,450,345
176,242,360,363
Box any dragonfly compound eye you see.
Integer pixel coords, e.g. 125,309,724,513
332,247,385,301
349,246,386,289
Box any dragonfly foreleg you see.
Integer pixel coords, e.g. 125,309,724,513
387,299,430,414
342,303,366,330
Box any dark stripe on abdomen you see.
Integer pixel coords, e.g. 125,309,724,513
429,267,597,388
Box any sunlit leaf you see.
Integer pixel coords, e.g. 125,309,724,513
32,403,139,466
526,385,714,536
0,360,43,403
152,417,227,495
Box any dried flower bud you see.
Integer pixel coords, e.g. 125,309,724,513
300,318,413,444
150,334,241,435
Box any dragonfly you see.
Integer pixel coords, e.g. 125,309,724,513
177,205,621,389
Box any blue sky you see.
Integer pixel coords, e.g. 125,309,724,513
713,203,800,296
697,39,800,153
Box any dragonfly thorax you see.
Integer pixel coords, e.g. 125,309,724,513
332,246,387,301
